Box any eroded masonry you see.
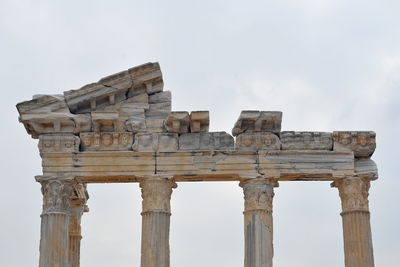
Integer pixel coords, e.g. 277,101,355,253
17,62,378,267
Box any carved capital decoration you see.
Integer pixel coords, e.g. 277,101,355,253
40,179,75,214
240,179,276,213
140,177,177,214
332,177,370,213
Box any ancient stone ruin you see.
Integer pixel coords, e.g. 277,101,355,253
17,62,378,267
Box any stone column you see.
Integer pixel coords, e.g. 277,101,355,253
139,177,177,267
36,177,75,267
332,177,374,267
240,178,277,267
67,183,88,267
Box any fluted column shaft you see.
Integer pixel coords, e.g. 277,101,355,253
140,177,177,267
332,177,374,267
240,178,277,267
37,178,74,267
68,205,85,267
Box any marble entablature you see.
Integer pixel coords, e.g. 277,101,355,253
16,62,378,182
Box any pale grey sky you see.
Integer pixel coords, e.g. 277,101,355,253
1,1,399,266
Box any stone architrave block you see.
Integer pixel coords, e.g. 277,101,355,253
164,112,190,134
132,133,178,152
38,134,80,153
333,131,376,157
179,132,234,150
232,110,282,136
280,131,333,150
80,132,133,151
235,132,281,151
190,111,209,133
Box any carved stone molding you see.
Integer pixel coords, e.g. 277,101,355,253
133,133,178,152
240,178,277,213
235,132,281,151
38,134,80,153
331,177,371,213
80,132,133,151
281,131,332,150
139,177,177,214
333,131,376,157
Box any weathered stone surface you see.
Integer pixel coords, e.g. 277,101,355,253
164,112,190,133
179,132,234,150
148,91,171,104
38,134,80,153
333,131,376,157
91,111,120,132
19,113,91,139
64,62,162,114
80,132,133,151
190,111,209,132
98,70,133,90
258,151,355,180
145,118,166,133
280,131,332,150
17,94,69,114
235,132,281,151
355,158,378,180
132,133,178,152
232,110,282,136
240,178,276,267
128,62,163,95
64,83,128,114
140,177,176,267
17,94,91,138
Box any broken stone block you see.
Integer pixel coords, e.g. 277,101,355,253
148,91,171,104
179,132,234,150
38,134,80,153
16,94,70,114
143,118,165,133
235,132,281,151
333,131,376,157
80,132,133,151
280,132,333,150
19,112,91,139
164,112,190,133
190,111,209,133
132,133,178,152
232,110,282,136
91,111,120,132
128,62,163,95
145,102,171,119
64,82,128,114
98,70,133,90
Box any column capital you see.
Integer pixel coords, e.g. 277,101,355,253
331,176,371,213
239,177,279,188
36,177,75,214
240,178,277,214
139,176,177,214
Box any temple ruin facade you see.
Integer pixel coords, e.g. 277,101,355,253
16,62,378,267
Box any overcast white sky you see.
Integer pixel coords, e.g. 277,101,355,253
1,0,399,266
